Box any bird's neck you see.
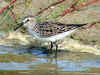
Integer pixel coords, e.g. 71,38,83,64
27,22,36,28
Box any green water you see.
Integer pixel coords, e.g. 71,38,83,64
0,45,100,75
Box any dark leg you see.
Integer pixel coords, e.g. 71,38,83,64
55,44,58,57
43,42,53,54
49,42,53,53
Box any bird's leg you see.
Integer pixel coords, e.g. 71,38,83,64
43,42,53,54
49,42,53,53
55,43,58,57
53,42,58,57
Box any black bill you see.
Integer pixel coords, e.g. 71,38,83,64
14,22,24,31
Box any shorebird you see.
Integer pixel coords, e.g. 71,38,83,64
14,15,88,55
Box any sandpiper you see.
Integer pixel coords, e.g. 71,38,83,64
14,15,88,55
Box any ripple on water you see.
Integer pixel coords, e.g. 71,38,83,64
0,45,100,73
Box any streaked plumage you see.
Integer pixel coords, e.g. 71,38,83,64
28,22,87,42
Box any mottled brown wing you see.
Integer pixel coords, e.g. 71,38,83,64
38,22,87,37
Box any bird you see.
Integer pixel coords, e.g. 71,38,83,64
14,15,88,55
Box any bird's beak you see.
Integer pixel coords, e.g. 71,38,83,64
14,22,24,31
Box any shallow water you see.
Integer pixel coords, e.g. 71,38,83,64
0,45,100,75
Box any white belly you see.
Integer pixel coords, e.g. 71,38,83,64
28,29,77,42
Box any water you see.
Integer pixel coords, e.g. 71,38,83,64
0,45,100,75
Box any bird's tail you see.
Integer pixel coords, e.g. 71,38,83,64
51,22,88,27
75,23,88,27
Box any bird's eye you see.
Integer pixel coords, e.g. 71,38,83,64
27,19,29,22
24,19,29,23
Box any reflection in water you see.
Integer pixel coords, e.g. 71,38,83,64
0,62,35,70
0,45,100,74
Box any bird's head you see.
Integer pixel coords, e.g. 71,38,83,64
14,15,36,31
